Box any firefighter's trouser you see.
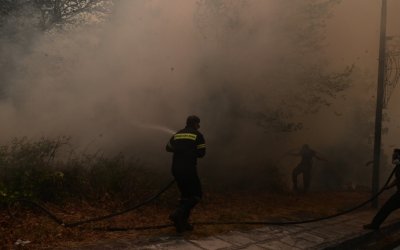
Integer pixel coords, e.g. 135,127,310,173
370,192,400,228
172,165,202,223
292,164,311,191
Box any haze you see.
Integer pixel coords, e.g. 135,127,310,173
1,0,400,190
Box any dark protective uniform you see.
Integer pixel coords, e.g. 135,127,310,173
292,146,317,192
166,126,206,231
367,164,400,229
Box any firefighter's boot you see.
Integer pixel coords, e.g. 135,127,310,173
182,209,194,231
169,208,185,233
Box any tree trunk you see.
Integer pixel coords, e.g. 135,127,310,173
53,0,62,23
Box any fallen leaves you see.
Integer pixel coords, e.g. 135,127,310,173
0,190,374,249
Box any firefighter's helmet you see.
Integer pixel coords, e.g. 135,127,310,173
186,115,200,128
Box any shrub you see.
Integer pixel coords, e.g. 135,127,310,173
0,137,66,203
0,137,163,205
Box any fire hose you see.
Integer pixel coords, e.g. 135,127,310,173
8,165,398,231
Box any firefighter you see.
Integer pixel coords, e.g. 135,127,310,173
291,144,326,193
364,149,400,230
166,115,206,233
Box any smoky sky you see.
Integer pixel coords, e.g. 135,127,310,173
1,0,400,188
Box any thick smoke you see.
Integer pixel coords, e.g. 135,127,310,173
1,0,398,190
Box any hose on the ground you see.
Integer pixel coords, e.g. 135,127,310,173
8,180,175,227
8,165,398,231
90,164,400,231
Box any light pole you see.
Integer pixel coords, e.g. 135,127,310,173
372,0,387,208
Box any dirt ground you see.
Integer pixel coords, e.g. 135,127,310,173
1,189,377,249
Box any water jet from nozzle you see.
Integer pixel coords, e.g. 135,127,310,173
130,122,176,135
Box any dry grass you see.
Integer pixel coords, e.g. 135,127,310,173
0,189,375,249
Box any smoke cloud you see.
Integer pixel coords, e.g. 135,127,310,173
1,0,399,190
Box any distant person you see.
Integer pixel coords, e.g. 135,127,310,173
290,144,327,193
364,149,400,230
166,115,206,233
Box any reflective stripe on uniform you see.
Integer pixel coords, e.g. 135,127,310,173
197,144,206,149
174,133,197,141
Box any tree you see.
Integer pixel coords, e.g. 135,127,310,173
0,0,17,16
194,0,351,133
194,0,247,41
0,0,114,102
32,0,113,30
0,0,113,30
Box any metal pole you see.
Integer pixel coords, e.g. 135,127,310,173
372,0,387,208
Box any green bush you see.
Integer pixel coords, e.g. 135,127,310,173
0,137,66,203
0,137,162,205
